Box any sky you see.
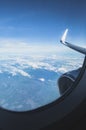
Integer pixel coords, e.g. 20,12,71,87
0,0,86,49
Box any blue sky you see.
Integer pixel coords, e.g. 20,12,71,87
0,0,86,47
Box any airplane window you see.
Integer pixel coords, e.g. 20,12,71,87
0,0,85,112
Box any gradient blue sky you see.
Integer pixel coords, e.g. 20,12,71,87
0,0,86,46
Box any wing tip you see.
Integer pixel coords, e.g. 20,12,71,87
60,28,68,44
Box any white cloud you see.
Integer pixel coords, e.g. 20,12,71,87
0,63,31,78
11,68,31,78
0,38,70,55
0,50,84,78
39,78,45,82
16,69,31,78
57,67,67,73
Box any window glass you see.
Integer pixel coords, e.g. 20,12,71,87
0,0,85,111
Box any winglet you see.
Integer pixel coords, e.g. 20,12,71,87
60,29,86,55
60,29,68,44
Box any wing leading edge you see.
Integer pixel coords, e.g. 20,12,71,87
60,29,86,55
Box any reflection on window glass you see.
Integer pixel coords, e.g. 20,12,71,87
0,0,85,111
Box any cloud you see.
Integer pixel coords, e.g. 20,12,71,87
0,50,84,79
57,67,67,73
38,78,45,82
0,63,31,78
0,38,70,54
12,69,31,78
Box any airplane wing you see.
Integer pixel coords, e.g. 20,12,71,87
60,29,86,55
60,29,68,44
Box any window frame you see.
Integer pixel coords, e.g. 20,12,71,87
0,56,86,129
